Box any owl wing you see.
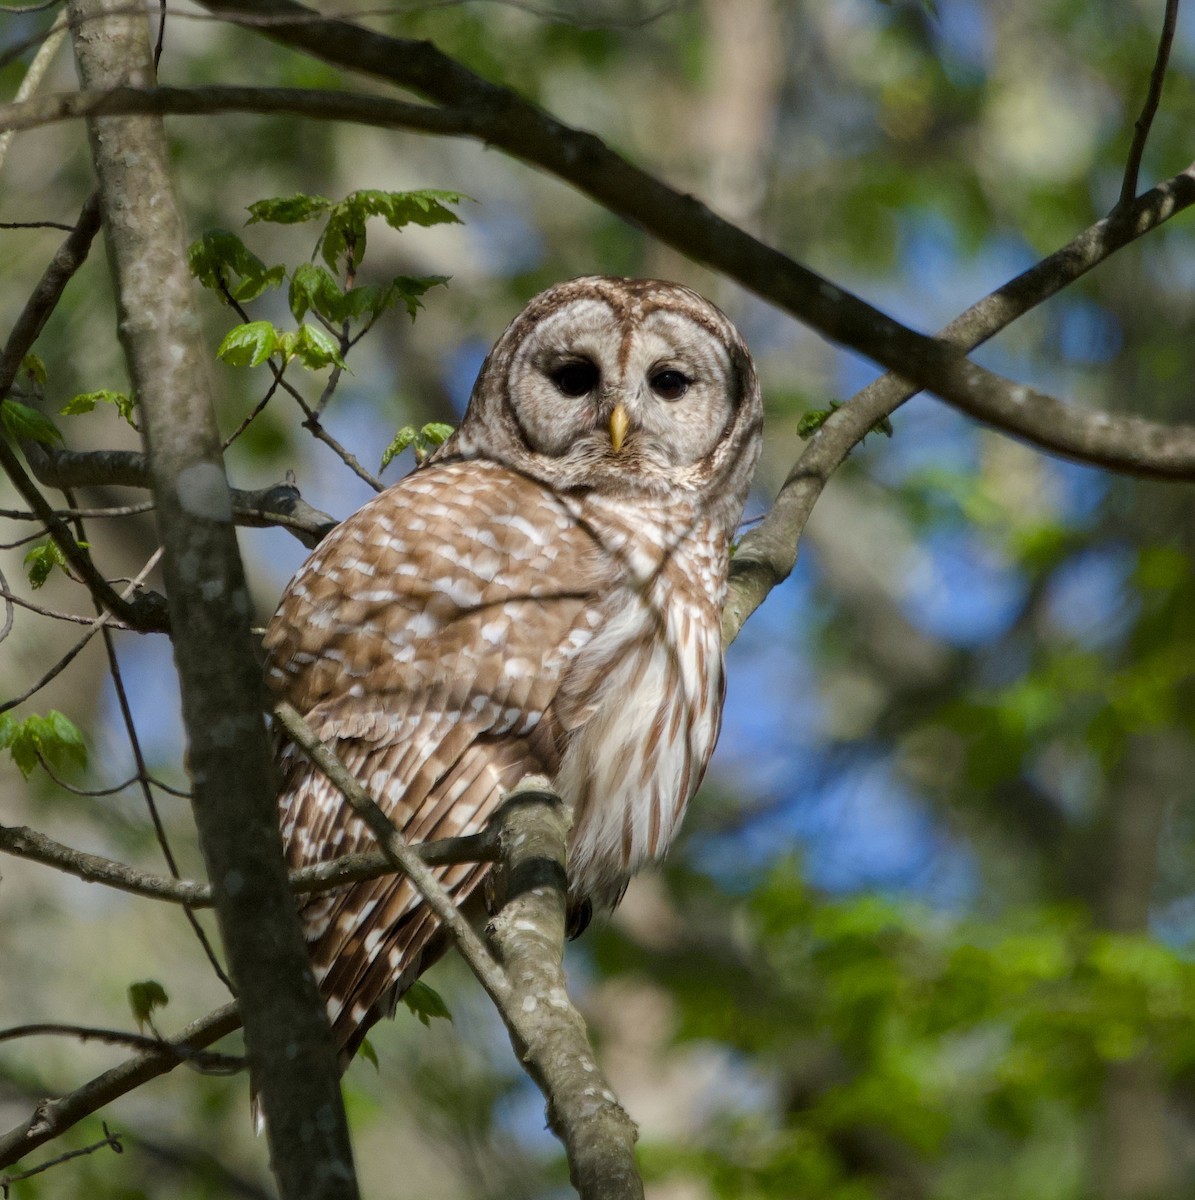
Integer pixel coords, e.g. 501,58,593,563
262,459,609,1058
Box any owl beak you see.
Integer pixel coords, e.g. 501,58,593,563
609,403,630,454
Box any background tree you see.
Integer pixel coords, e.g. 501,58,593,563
2,0,1195,1197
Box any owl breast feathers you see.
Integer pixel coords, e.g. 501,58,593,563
263,276,762,1061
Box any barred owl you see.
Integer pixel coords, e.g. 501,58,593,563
263,276,762,1063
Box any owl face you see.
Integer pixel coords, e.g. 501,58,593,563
443,277,763,530
506,293,739,470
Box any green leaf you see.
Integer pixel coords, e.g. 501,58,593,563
318,190,466,270
217,321,278,368
288,262,344,323
797,400,892,441
357,1037,380,1071
245,193,333,225
1,400,62,445
24,538,72,589
61,389,137,426
402,980,452,1027
390,274,451,320
380,421,455,471
127,980,169,1031
380,425,419,470
797,403,840,439
0,709,87,777
289,324,348,371
21,353,47,388
188,229,285,303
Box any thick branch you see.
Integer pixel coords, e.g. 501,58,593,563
48,10,1195,477
66,2,357,1195
5,82,1195,480
0,821,499,907
489,789,644,1200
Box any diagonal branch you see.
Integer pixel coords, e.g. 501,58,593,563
274,703,643,1199
3,78,1195,478
0,756,643,1196
722,160,1195,644
0,1004,241,1171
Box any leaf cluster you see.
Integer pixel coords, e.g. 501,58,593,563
0,709,87,778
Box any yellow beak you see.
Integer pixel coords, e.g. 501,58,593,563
609,403,630,453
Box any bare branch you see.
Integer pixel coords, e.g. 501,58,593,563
0,8,67,177
0,1025,242,1072
1118,0,1180,209
0,1004,241,1170
273,701,507,992
23,443,338,545
0,501,155,521
5,46,1194,480
0,191,100,401
0,1122,122,1197
0,549,162,715
488,789,644,1200
0,820,499,907
723,161,1195,644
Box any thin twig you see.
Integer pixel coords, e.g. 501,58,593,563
0,549,163,716
221,375,280,448
0,501,155,520
97,616,236,994
0,8,67,177
0,1122,121,1196
0,1025,243,1072
215,279,384,490
0,567,13,648
0,526,53,550
1118,0,1180,209
32,757,189,797
0,221,75,231
0,1003,242,1171
1,591,132,627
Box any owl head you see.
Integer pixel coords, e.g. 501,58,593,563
438,277,763,536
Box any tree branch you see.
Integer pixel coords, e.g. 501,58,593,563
66,1,358,1194
488,788,644,1200
23,444,339,547
1118,0,1179,209
0,821,499,908
722,161,1195,644
0,1004,241,1171
274,703,644,1198
4,76,1195,477
0,766,642,1196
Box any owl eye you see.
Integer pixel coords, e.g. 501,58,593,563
650,369,690,401
551,360,600,397
643,367,691,400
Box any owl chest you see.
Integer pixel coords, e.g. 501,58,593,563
552,580,724,910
